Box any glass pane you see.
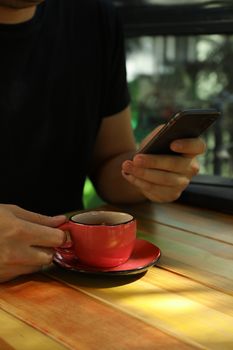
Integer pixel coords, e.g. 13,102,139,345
126,35,233,178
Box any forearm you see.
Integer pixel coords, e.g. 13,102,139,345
92,151,146,204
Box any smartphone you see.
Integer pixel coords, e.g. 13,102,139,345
137,109,220,155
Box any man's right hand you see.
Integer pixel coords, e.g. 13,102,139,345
0,204,67,283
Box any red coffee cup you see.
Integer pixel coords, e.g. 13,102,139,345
59,211,136,268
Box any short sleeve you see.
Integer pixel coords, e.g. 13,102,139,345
99,1,130,118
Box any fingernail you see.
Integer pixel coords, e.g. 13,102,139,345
53,215,67,221
123,161,133,172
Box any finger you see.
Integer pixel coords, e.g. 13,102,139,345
122,172,183,202
123,166,190,188
6,205,67,227
139,124,165,148
15,219,66,248
170,138,206,155
124,155,196,176
6,246,55,266
29,247,55,266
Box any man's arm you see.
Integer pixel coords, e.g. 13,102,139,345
90,106,206,204
90,106,146,204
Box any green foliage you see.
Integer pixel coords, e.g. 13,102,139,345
83,178,105,209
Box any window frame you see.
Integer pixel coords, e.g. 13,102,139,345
114,0,233,36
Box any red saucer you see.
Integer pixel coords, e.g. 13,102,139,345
53,239,161,275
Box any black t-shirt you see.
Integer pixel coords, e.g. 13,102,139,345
0,0,130,215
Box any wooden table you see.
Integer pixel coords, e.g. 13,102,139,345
0,202,232,350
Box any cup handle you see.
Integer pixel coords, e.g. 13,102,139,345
58,222,73,249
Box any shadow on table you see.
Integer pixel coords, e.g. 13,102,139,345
44,264,147,288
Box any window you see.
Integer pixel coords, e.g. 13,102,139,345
114,0,233,213
126,34,233,178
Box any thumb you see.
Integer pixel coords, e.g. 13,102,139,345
139,124,165,149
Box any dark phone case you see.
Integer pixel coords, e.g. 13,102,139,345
137,109,220,155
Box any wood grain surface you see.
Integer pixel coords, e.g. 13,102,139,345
0,274,197,350
0,202,232,350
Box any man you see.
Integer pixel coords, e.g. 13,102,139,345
0,0,205,282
